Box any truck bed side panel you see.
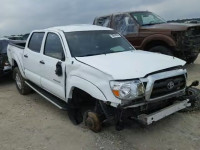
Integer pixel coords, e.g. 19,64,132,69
7,44,26,78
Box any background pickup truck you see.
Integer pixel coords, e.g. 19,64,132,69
93,11,200,64
7,24,199,132
0,39,25,77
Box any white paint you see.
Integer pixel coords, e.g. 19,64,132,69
7,24,186,107
76,50,186,79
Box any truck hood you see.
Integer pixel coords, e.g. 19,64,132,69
140,23,200,32
76,50,186,80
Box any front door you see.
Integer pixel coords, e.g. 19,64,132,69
23,32,45,86
40,32,66,100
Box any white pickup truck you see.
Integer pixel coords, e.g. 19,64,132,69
7,24,199,132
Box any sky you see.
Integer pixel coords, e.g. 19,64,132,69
0,0,199,36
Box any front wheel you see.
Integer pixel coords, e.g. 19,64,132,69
13,67,32,95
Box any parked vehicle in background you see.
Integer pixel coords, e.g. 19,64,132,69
5,35,24,41
22,33,30,40
185,20,200,24
0,40,25,77
93,11,200,63
0,40,11,77
7,25,199,132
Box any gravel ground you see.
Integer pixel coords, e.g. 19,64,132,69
0,56,200,150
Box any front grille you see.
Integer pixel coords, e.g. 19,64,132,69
150,75,186,99
184,27,200,47
184,36,200,47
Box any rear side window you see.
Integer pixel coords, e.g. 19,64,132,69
44,33,65,60
95,16,111,27
28,32,44,52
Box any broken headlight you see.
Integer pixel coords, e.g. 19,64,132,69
110,80,145,100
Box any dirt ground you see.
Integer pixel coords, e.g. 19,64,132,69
0,57,200,150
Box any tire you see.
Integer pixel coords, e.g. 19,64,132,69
181,87,200,112
186,54,199,64
13,67,32,95
67,90,84,125
149,46,173,56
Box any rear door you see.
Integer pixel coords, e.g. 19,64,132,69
40,32,66,100
23,32,45,86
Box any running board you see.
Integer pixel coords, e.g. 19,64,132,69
25,81,68,110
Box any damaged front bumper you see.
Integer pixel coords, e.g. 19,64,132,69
137,99,190,125
111,98,191,129
112,68,188,125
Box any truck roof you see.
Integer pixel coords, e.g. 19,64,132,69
95,11,149,18
45,24,112,32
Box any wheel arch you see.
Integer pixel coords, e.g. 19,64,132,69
67,76,107,102
11,58,25,78
142,34,176,50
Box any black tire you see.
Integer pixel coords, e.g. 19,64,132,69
67,91,84,125
181,87,200,112
149,46,174,56
186,54,199,64
13,67,32,95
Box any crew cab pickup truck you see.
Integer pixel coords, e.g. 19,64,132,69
93,11,200,64
7,25,198,132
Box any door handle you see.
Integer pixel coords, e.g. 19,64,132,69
24,54,28,58
39,60,45,64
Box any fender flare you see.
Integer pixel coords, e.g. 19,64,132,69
141,34,176,49
67,76,107,101
11,56,26,78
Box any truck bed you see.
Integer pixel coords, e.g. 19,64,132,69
9,41,26,49
7,41,26,71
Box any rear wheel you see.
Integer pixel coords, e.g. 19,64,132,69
13,67,32,95
149,46,173,56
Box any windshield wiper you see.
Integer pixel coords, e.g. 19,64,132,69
77,52,107,57
78,54,97,57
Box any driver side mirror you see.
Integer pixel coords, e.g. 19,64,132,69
55,61,63,76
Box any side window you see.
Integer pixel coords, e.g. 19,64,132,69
28,32,44,52
142,15,158,25
95,16,111,27
113,14,137,35
44,33,65,60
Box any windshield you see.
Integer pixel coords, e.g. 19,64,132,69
0,40,9,54
130,12,166,26
65,30,135,57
